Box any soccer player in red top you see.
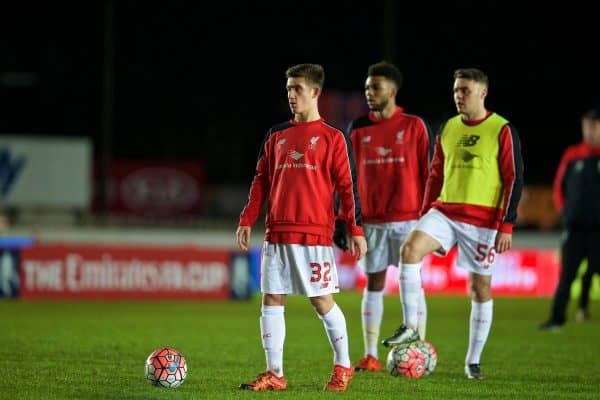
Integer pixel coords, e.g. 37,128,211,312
390,68,523,380
334,61,434,372
236,63,367,392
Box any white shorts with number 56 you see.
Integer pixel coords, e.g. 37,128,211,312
260,242,340,297
415,209,498,276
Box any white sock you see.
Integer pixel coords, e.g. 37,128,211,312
417,288,427,340
319,303,351,368
399,263,422,330
465,299,493,365
260,305,285,377
361,289,384,358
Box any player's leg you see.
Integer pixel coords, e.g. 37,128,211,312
417,287,428,340
399,229,446,335
239,294,288,390
291,243,353,391
356,225,387,371
453,221,497,379
240,243,288,391
577,263,593,322
311,294,354,391
579,231,600,321
395,220,428,340
261,293,287,378
382,211,452,347
465,272,492,379
356,270,385,371
542,230,585,328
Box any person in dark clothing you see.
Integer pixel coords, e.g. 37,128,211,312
577,262,597,322
540,106,600,330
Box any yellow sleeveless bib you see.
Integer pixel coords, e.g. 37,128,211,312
439,113,508,208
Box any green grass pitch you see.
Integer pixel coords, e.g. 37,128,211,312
1,293,598,399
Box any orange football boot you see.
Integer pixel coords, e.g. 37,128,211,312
239,371,287,391
354,354,382,372
325,364,354,391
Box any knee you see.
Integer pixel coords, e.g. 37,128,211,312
263,293,285,306
400,241,423,263
310,295,334,316
366,271,386,291
469,280,491,302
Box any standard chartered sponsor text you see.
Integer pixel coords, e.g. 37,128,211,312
363,157,405,164
276,163,317,170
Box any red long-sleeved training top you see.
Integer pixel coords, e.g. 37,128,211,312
347,106,434,223
239,118,364,245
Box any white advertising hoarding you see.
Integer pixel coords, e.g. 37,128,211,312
0,135,91,208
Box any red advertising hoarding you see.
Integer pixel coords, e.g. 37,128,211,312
20,244,230,299
338,247,561,297
93,160,205,218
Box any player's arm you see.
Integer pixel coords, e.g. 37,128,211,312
420,133,444,215
333,121,359,251
332,130,366,259
552,148,571,213
236,226,252,252
237,130,272,251
417,117,435,187
495,123,524,252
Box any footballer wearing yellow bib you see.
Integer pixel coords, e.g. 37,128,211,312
382,68,524,381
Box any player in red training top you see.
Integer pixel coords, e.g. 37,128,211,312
392,68,523,380
334,61,434,372
237,63,367,392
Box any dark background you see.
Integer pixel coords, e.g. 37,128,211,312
2,1,600,187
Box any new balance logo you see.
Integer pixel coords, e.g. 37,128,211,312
456,134,480,147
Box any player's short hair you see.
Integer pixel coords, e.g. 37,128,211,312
368,61,403,89
286,64,325,88
454,68,489,88
582,105,600,120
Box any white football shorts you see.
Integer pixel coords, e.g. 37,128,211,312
361,221,418,273
414,209,498,276
260,242,340,297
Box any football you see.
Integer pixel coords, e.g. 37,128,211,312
415,340,438,376
145,347,188,388
386,342,427,378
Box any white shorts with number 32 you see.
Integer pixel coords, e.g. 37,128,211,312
260,242,340,297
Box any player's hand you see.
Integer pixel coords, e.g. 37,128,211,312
236,226,251,251
349,235,367,260
495,232,512,253
333,219,349,250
